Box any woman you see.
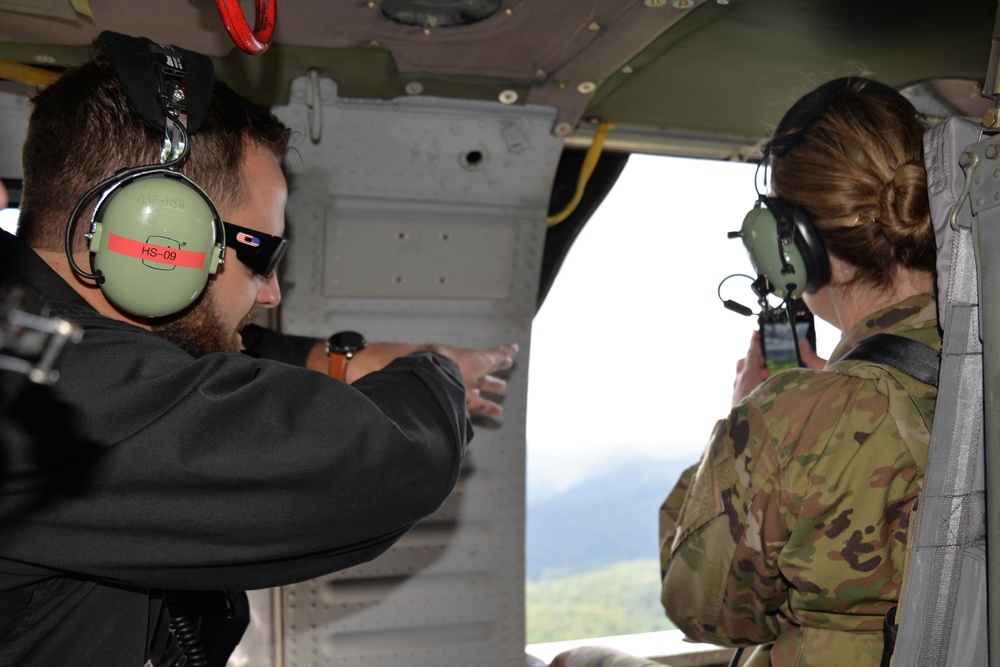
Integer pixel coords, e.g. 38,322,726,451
659,76,939,666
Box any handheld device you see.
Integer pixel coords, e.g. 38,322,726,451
758,298,816,373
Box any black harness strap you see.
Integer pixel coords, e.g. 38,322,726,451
839,332,940,667
839,333,940,388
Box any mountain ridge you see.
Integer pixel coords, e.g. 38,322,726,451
526,453,695,581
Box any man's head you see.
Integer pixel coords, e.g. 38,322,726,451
18,35,292,356
151,142,288,355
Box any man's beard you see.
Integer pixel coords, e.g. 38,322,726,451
152,288,259,357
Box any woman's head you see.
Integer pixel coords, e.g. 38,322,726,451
768,77,935,291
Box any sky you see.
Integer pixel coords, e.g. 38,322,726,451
525,153,839,491
0,208,14,233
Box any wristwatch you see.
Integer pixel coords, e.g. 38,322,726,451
326,331,367,382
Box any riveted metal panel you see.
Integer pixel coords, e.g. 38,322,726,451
229,75,560,667
0,82,30,181
321,201,516,300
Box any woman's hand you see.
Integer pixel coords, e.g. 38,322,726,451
731,332,827,407
732,330,769,407
798,338,827,369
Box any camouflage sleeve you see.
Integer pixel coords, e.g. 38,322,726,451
658,461,698,578
660,402,784,646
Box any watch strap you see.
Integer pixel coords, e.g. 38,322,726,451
325,331,366,382
328,351,349,382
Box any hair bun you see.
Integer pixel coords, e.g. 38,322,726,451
878,160,929,245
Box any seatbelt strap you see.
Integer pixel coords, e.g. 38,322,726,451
893,117,989,667
825,332,940,666
839,333,940,388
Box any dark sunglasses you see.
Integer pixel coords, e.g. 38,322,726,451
222,221,289,278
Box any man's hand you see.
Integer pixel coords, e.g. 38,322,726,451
310,340,519,416
424,343,518,416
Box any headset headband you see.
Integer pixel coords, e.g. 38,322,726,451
763,76,917,159
64,33,227,319
96,31,215,136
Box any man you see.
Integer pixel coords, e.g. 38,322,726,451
0,33,516,666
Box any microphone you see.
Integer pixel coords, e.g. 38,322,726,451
717,273,757,317
723,299,753,317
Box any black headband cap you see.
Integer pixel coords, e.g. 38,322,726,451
764,76,917,159
96,31,216,135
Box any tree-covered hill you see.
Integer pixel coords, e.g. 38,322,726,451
526,558,676,644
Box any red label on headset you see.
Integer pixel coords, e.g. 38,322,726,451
107,233,207,268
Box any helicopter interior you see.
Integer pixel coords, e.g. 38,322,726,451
1,1,998,666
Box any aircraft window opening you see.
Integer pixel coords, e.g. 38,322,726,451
0,208,17,235
525,153,839,657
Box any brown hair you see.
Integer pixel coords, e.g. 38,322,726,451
18,40,291,252
769,79,935,289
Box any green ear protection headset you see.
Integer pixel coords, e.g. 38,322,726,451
739,195,829,300
738,76,917,299
65,32,225,319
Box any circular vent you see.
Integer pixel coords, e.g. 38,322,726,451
381,0,502,28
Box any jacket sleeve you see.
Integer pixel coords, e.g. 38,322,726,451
239,323,317,367
659,402,785,646
0,320,471,592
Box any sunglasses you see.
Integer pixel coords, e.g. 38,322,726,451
222,221,289,278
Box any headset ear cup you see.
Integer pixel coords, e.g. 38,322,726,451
740,198,830,299
740,204,792,297
89,170,224,318
790,207,830,292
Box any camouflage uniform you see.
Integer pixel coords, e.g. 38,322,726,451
659,294,939,667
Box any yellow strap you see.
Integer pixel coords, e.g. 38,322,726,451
0,59,61,87
70,0,94,18
546,121,614,227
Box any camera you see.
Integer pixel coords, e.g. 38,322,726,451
758,298,815,373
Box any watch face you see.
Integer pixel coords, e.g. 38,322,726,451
327,330,367,355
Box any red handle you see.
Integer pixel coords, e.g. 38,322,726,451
215,0,275,55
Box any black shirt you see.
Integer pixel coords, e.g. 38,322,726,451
0,231,471,666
